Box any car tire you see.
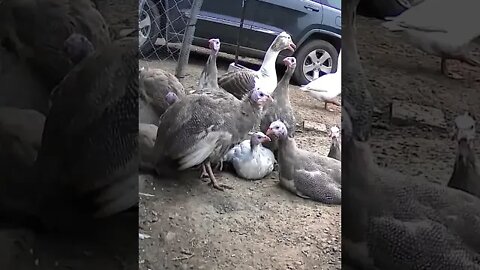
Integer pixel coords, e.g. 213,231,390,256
139,0,161,57
293,39,338,85
366,0,411,18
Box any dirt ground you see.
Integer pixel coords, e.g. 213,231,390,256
139,40,342,269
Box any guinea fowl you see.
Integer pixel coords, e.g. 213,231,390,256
218,32,296,99
223,132,275,180
447,112,480,198
153,89,273,191
0,107,45,181
299,50,341,112
198,38,221,90
32,38,138,230
0,46,50,115
266,120,341,204
139,123,158,173
382,0,480,79
139,67,186,125
260,57,297,152
63,33,95,64
0,0,112,89
327,126,341,161
195,38,238,104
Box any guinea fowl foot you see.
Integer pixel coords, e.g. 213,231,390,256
446,71,464,80
441,58,464,80
204,162,233,191
200,164,209,181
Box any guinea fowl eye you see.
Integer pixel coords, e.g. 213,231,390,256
259,93,264,97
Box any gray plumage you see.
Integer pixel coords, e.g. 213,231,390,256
260,57,297,152
139,67,186,125
34,38,138,227
139,123,158,172
153,89,272,190
217,69,257,100
198,38,220,90
267,120,341,204
447,112,480,198
0,0,112,89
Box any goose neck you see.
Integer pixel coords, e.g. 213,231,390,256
259,48,280,77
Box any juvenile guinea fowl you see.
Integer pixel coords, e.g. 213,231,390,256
32,38,138,230
0,0,112,89
139,67,186,125
266,120,341,204
223,132,275,180
299,50,341,112
447,112,480,198
260,57,297,152
382,0,480,79
139,123,158,173
153,89,273,191
218,32,296,99
327,126,341,161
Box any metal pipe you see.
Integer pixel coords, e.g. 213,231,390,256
234,0,248,65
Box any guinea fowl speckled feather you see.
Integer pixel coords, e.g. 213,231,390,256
153,89,272,190
0,0,111,90
34,38,138,226
266,120,341,204
448,112,480,198
218,32,296,99
139,67,185,125
260,57,297,152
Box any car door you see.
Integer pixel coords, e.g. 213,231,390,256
247,0,323,52
165,0,258,50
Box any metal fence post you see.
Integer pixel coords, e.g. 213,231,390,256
175,0,204,79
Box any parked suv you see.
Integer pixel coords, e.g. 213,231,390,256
139,0,341,85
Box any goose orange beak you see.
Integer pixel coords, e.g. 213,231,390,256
266,128,273,136
288,42,296,52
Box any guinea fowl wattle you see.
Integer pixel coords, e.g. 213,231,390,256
447,112,480,198
139,67,186,125
266,120,341,204
33,38,139,230
260,57,297,153
218,32,296,99
153,88,273,191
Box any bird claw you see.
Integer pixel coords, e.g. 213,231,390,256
447,72,464,80
208,182,234,191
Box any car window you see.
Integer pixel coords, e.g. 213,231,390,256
323,0,341,10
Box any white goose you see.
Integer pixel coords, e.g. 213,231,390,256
218,32,296,99
382,0,480,79
299,50,341,111
224,132,275,180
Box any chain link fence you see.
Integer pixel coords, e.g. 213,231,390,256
139,0,202,76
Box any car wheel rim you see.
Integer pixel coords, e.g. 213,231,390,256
303,49,333,82
139,8,151,48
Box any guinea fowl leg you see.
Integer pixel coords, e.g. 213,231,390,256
441,57,463,80
204,161,233,191
200,164,209,180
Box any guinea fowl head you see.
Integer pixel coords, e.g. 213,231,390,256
272,32,296,52
249,89,273,107
165,92,179,105
208,38,221,54
63,33,95,64
250,131,271,145
452,112,476,161
266,120,288,140
329,126,341,139
283,57,297,70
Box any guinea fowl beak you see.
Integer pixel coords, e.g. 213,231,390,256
262,136,271,142
266,128,273,136
288,42,296,52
